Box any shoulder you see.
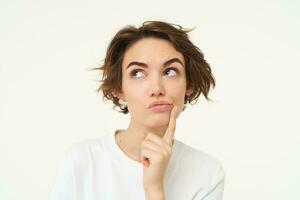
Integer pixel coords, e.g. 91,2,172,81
174,140,225,186
174,140,223,169
63,134,110,165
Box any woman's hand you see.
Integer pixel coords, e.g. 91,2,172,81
140,105,180,196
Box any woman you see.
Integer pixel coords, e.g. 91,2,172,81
50,21,225,200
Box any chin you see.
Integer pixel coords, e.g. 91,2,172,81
146,116,169,128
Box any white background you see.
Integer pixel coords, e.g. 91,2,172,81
1,0,299,199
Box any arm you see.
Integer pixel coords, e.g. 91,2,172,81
193,164,225,200
49,151,75,200
199,177,225,200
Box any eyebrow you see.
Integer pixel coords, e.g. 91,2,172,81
126,58,184,69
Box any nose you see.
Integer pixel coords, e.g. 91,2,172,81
148,76,165,97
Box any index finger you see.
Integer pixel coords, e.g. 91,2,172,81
163,105,180,145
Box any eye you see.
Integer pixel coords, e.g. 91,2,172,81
165,67,178,77
130,69,145,78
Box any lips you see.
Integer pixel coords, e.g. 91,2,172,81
148,101,172,108
151,104,172,112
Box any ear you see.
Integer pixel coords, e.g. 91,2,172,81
185,86,193,97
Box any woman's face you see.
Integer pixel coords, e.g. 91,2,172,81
119,37,192,128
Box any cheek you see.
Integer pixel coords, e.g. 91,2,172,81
169,83,186,100
123,84,145,107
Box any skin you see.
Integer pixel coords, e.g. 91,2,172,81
115,37,193,199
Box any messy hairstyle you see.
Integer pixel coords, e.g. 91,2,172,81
92,20,216,114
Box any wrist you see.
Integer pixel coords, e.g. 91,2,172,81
145,191,164,200
144,184,165,200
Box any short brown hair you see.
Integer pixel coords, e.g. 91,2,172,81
92,21,216,114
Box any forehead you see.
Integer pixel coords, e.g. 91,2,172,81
122,37,185,67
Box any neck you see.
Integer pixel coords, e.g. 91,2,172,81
115,119,168,163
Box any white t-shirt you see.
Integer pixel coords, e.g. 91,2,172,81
50,131,225,200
